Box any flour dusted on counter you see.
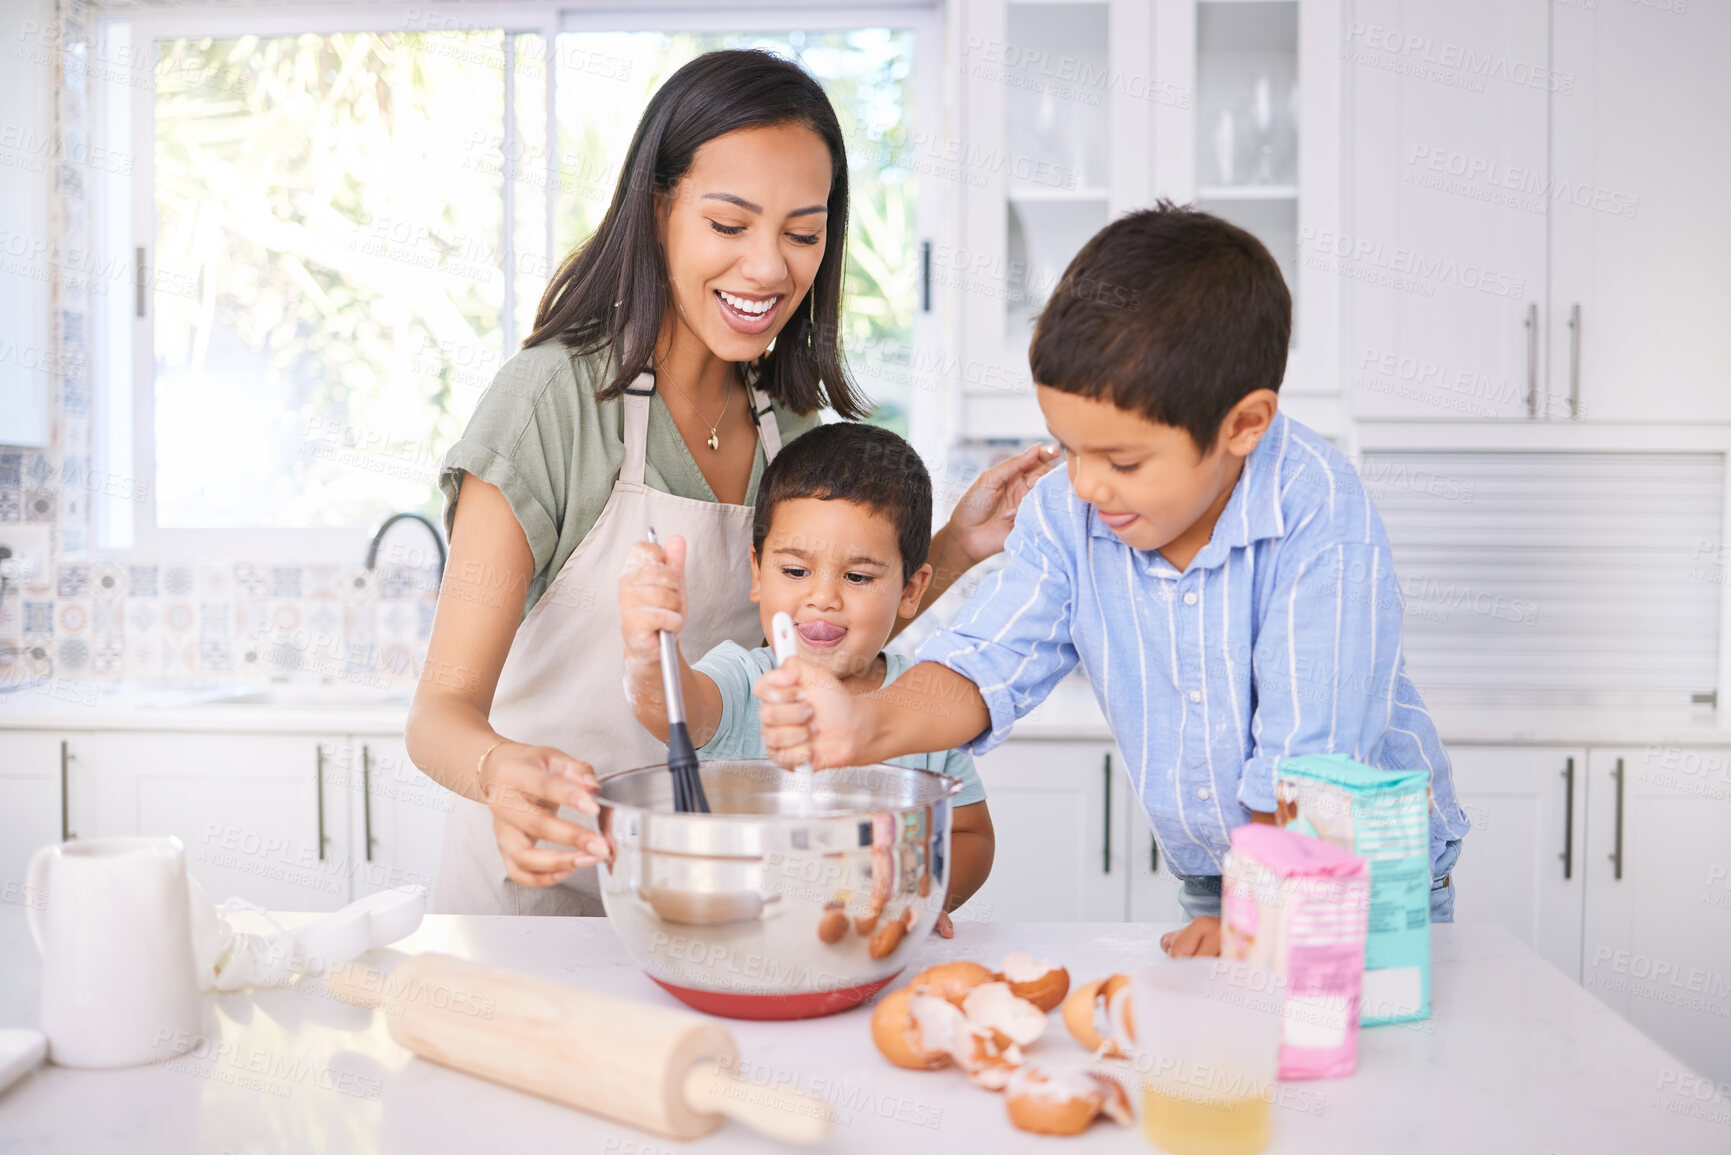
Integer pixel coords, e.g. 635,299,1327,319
1221,824,1370,1081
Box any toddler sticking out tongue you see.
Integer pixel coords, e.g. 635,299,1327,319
797,620,847,646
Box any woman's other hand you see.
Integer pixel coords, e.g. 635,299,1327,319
946,443,1059,565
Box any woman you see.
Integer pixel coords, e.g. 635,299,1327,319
407,49,1051,915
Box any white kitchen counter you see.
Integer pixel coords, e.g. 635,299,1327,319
935,677,1731,747
4,676,1731,747
0,681,412,735
0,911,1724,1154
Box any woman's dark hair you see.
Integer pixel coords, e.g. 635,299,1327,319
1029,201,1291,453
525,49,866,419
753,423,932,582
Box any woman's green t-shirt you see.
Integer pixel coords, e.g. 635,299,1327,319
437,342,822,619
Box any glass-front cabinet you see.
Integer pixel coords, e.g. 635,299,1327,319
949,0,1341,442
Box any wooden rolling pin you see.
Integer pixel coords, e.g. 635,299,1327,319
329,953,831,1144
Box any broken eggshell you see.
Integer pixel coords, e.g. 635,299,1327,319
871,963,1051,1089
1061,974,1130,1059
870,988,956,1070
962,981,1049,1050
909,960,998,1005
951,1027,1024,1090
999,951,1071,1013
1004,1065,1135,1136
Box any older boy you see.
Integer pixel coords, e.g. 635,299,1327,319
756,203,1469,955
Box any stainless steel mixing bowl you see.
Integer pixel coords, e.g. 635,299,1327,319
597,759,961,1020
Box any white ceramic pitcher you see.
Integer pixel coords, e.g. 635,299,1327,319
26,836,203,1068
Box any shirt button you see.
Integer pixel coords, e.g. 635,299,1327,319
1196,787,1212,801
1188,689,1202,703
1183,592,1198,606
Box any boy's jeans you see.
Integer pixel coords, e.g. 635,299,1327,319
1172,838,1463,924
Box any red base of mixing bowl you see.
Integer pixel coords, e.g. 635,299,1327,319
651,972,901,1020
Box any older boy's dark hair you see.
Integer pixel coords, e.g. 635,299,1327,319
1029,201,1291,453
753,422,932,582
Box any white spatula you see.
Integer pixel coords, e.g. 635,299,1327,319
769,612,819,804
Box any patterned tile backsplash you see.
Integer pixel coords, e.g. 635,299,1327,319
2,555,440,691
2,443,441,692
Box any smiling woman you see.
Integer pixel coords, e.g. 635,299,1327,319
527,53,861,412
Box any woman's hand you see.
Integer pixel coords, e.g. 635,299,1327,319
944,444,1060,566
619,536,687,673
481,742,612,887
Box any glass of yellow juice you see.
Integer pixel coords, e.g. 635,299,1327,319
1142,1083,1272,1155
1109,957,1282,1155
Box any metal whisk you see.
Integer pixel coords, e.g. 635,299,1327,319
647,527,709,813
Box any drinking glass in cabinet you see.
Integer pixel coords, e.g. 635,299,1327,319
1006,198,1110,339
1197,2,1298,190
1004,3,1109,194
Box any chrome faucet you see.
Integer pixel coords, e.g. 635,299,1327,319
365,511,446,582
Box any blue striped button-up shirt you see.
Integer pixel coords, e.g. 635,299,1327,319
917,413,1470,878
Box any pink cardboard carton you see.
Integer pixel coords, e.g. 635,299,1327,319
1220,824,1371,1080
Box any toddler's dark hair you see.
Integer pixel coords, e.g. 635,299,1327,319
1030,201,1291,453
753,423,931,582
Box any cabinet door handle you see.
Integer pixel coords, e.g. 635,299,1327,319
315,745,328,861
1102,753,1112,875
361,745,375,863
1608,757,1624,880
1559,757,1574,879
59,740,75,841
1567,303,1582,419
919,239,932,313
1524,302,1540,418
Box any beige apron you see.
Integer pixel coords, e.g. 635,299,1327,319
434,372,784,915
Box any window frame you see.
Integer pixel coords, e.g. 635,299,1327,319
96,0,942,564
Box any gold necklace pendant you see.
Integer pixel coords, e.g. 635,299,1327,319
658,367,731,455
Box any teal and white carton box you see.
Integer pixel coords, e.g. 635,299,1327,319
1276,754,1431,1025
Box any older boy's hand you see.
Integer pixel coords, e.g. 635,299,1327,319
946,443,1059,565
754,656,868,769
1161,916,1222,958
619,537,686,671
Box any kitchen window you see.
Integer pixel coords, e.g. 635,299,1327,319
95,5,938,561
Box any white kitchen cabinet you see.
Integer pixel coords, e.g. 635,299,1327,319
0,733,68,897
1344,0,1549,421
15,728,445,913
951,0,1343,441
1346,0,1731,425
1127,801,1186,925
1446,746,1587,980
954,740,1127,923
340,734,452,903
1549,2,1731,423
1582,746,1731,1085
64,731,351,912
